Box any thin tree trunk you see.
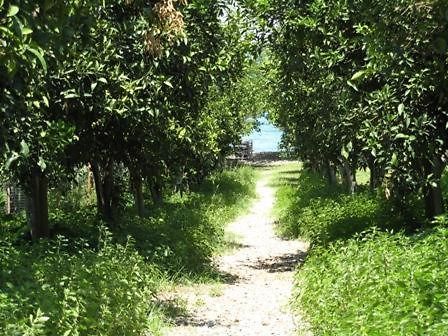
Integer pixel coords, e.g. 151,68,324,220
326,162,337,186
150,182,163,205
424,157,445,220
367,157,382,190
91,161,114,222
26,169,50,240
130,170,145,217
342,161,356,194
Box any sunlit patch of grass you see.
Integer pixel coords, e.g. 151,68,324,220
356,168,370,186
208,284,224,297
272,165,421,245
296,228,448,335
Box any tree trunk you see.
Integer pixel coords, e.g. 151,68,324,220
26,169,50,240
342,161,356,194
326,162,337,186
352,167,357,186
150,182,163,205
91,161,114,222
130,170,145,217
367,157,383,191
424,157,445,220
424,184,443,219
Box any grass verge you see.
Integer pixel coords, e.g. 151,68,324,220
295,228,448,335
272,164,448,335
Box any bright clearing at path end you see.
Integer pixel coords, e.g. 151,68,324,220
243,117,283,153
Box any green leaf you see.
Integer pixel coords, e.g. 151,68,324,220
164,80,173,88
347,80,358,91
394,133,408,140
391,153,398,166
64,93,79,99
341,146,349,160
98,77,108,84
43,96,49,107
346,141,353,152
7,5,19,17
38,157,47,171
398,103,405,114
350,70,366,81
36,315,49,323
27,47,47,73
21,27,33,35
20,140,29,157
179,128,186,138
5,152,19,170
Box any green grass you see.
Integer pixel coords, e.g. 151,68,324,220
273,165,421,246
271,164,448,335
0,166,257,335
295,228,448,335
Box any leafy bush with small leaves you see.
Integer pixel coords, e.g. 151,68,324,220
295,228,448,335
0,166,256,334
0,227,166,336
274,167,421,246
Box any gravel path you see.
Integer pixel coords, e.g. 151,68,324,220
164,167,311,336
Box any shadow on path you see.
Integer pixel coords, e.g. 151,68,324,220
249,251,308,273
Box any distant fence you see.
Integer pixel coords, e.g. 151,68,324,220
234,140,254,160
4,184,26,214
226,150,283,167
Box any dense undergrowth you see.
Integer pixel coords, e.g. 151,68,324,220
273,164,420,246
0,166,256,336
273,163,448,335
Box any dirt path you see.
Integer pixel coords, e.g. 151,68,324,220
164,167,310,336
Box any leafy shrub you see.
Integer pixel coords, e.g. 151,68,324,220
0,166,257,334
0,228,166,336
274,168,421,246
295,228,448,335
116,166,257,273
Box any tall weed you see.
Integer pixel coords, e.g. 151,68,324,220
274,165,447,335
274,167,420,246
295,228,448,335
0,166,257,334
0,228,166,336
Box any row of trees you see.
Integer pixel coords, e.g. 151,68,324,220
254,0,448,219
1,0,259,239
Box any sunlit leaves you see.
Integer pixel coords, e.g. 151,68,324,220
7,5,19,17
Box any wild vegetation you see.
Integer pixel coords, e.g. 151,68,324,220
256,3,448,331
274,164,448,335
1,0,261,238
253,0,448,220
0,166,256,335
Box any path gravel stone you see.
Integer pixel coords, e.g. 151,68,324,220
164,167,311,336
